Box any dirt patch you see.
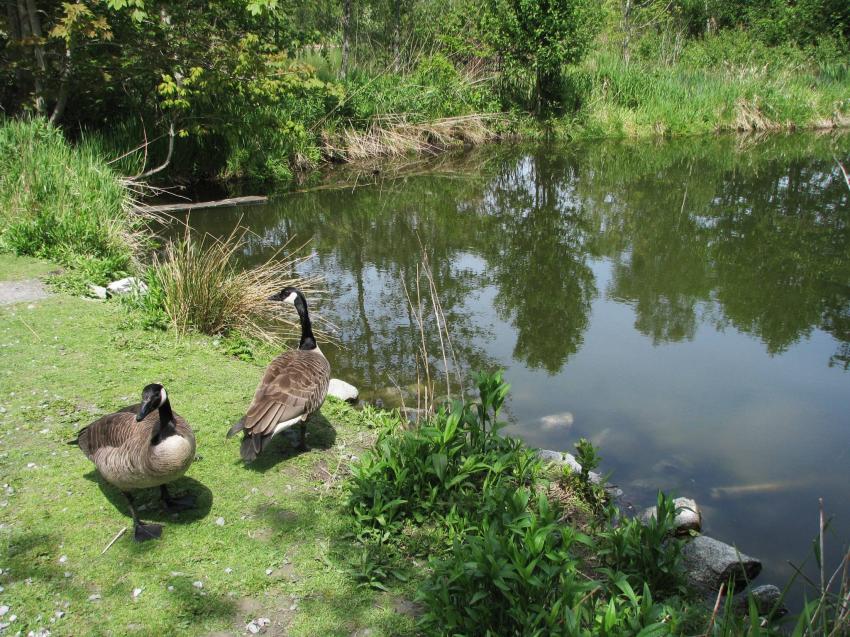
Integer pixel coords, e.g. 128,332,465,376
0,278,50,305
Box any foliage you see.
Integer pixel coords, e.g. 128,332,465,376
348,371,693,634
597,491,686,596
0,118,140,285
484,0,601,112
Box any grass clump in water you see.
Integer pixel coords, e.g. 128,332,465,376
0,119,141,284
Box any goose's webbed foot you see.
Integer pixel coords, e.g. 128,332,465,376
161,484,196,512
134,522,163,542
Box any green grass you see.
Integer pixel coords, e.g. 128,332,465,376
0,253,56,282
0,255,416,637
560,44,850,139
0,119,142,288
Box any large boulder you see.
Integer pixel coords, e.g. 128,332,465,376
681,535,762,594
106,277,148,296
327,378,358,403
639,497,702,535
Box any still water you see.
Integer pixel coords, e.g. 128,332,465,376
181,133,850,597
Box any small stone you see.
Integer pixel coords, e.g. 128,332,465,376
192,581,203,589
215,517,225,526
58,555,67,563
167,586,174,592
106,277,148,297
132,587,143,599
732,584,787,617
26,462,36,469
257,618,271,626
87,284,108,300
327,379,359,402
224,567,233,574
265,568,273,575
63,572,71,578
88,594,101,601
639,497,702,535
0,605,9,617
54,611,64,619
246,621,261,634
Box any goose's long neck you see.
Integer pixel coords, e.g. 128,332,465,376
296,301,317,351
153,401,176,443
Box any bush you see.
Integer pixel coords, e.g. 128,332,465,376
0,118,140,283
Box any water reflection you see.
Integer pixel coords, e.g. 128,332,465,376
179,132,850,601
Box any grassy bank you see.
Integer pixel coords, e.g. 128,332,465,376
560,41,850,139
0,255,415,636
0,119,141,289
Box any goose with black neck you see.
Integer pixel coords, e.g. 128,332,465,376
228,286,331,462
70,383,197,541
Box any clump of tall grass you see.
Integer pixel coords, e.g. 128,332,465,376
148,224,322,343
325,114,499,161
0,119,142,279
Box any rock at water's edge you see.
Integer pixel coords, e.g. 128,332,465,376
732,584,786,617
681,535,761,594
639,496,702,535
536,449,606,485
328,378,358,403
106,277,148,296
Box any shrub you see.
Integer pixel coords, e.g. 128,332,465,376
0,118,140,282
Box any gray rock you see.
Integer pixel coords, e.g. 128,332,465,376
536,449,603,483
327,378,358,403
639,497,702,535
87,284,107,299
732,584,786,617
681,535,762,594
106,277,148,296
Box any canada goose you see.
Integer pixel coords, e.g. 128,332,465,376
69,383,196,541
228,287,330,462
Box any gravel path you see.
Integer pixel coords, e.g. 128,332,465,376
0,278,50,305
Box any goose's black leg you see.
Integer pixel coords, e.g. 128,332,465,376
160,484,196,512
297,421,309,451
123,491,162,541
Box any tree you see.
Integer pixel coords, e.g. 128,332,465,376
484,0,599,113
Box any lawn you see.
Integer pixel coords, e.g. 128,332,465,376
0,255,416,636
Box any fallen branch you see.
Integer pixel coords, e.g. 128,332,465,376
134,196,268,214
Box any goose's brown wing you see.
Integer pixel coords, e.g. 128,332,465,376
243,350,330,436
75,406,141,459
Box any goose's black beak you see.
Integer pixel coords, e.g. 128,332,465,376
136,400,155,422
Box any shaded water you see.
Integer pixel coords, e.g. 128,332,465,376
180,133,850,599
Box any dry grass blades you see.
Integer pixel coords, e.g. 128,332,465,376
150,224,322,344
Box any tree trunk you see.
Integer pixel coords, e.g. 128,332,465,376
340,0,351,78
23,0,47,115
392,0,400,71
622,0,632,63
49,42,71,124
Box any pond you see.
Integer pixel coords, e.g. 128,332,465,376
178,132,850,601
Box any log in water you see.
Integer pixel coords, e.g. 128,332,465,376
137,195,268,214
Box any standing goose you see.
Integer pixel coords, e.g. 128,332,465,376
70,383,196,541
228,287,330,462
